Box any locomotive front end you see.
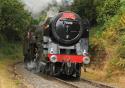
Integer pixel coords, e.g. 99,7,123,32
50,11,83,46
47,11,90,64
23,11,90,78
43,11,90,77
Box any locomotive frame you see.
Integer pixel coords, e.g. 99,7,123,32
23,11,90,79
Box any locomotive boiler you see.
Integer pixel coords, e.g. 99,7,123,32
23,11,90,78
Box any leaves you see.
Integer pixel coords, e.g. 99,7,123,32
0,0,32,41
96,0,120,24
71,0,97,25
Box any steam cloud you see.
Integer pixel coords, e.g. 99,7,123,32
21,0,63,18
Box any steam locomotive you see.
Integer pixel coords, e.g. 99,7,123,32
23,11,90,78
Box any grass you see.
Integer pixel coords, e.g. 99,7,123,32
0,42,23,88
0,59,20,88
81,69,125,88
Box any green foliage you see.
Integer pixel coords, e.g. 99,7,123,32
118,28,125,45
71,0,120,25
106,57,125,75
104,58,117,78
0,42,22,59
116,59,125,70
96,0,120,24
0,0,32,41
89,0,125,75
117,46,125,58
71,0,97,24
119,35,125,45
120,0,125,12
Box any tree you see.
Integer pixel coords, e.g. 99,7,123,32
71,0,97,26
70,0,120,25
96,0,120,24
0,0,32,41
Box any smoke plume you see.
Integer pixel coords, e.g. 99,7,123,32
21,0,63,18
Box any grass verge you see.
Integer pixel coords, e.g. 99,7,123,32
0,42,23,88
81,68,125,88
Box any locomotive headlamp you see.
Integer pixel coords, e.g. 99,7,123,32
50,48,54,54
83,57,90,64
50,55,57,63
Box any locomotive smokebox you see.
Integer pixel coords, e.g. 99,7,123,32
50,11,83,46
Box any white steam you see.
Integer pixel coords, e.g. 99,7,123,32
21,0,63,18
47,7,59,17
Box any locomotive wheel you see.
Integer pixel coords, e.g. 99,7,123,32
75,64,81,79
44,62,50,75
49,63,55,76
64,63,74,76
76,69,81,79
44,62,56,76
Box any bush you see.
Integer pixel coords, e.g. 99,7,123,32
71,0,97,25
116,59,125,71
0,42,22,59
117,46,125,58
0,0,32,41
96,0,120,24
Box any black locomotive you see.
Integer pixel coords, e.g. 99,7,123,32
23,11,90,78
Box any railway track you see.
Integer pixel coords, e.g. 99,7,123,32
14,62,116,88
53,77,115,88
38,75,78,88
80,78,114,88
